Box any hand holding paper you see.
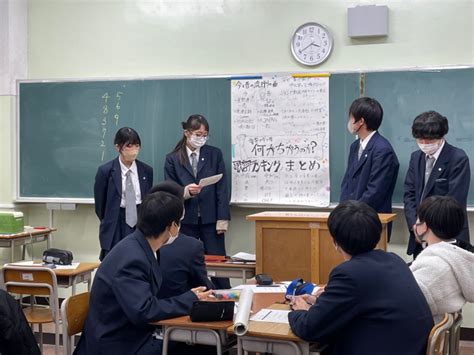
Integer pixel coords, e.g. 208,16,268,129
199,173,223,187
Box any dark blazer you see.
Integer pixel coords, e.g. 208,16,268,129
289,250,433,355
157,233,214,299
164,145,230,225
404,142,470,254
0,289,40,355
340,132,399,214
94,157,153,251
74,230,197,355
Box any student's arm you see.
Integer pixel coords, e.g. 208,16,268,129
93,167,108,220
164,154,179,182
359,147,399,208
447,154,470,206
190,240,215,290
403,154,418,230
111,259,197,325
215,149,231,221
288,268,359,343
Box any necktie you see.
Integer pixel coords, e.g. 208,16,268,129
424,156,436,188
357,143,364,160
125,170,137,228
191,152,198,177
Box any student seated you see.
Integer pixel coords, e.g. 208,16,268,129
410,196,474,323
288,200,433,355
148,181,214,298
74,191,212,355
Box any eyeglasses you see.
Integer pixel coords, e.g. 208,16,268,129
189,130,209,139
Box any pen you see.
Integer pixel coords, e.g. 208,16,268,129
261,310,272,320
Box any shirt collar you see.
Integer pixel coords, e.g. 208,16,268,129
119,158,138,176
360,130,377,150
429,139,445,161
186,145,200,158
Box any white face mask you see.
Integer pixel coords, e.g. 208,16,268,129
189,135,207,149
417,140,442,156
347,119,360,135
164,222,180,246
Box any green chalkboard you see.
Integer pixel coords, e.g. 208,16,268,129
18,68,473,205
19,78,232,200
365,68,474,205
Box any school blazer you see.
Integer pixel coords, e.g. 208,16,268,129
74,230,197,355
94,157,153,251
157,233,214,299
288,250,434,355
164,145,230,225
404,142,470,254
340,132,399,214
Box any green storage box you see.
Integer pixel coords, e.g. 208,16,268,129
0,211,24,234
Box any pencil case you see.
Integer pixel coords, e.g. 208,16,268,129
189,301,235,322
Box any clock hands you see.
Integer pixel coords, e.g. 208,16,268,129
298,42,321,54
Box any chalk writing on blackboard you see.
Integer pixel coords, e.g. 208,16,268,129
100,92,110,161
231,77,330,206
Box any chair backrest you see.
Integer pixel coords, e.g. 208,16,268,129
61,291,90,355
426,313,454,355
2,265,59,318
449,312,463,355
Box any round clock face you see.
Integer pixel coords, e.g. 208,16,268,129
291,22,333,66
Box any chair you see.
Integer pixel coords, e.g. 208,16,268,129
2,265,60,355
448,312,463,355
426,313,454,355
61,291,90,355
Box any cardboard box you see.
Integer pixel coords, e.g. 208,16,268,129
0,212,24,234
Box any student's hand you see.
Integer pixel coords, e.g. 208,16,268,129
300,294,317,305
290,296,311,311
313,286,325,298
216,220,228,235
191,286,214,300
187,183,202,196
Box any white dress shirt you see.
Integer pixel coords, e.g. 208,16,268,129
119,159,142,208
360,130,377,150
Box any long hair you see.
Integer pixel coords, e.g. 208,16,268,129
173,114,209,165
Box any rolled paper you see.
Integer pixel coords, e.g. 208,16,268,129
233,288,254,336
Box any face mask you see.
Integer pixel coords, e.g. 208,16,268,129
189,135,207,149
347,119,361,135
122,148,139,161
164,222,180,246
414,223,428,249
417,140,442,156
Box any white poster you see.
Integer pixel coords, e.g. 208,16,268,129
231,76,330,206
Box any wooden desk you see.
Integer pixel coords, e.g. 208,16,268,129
154,315,236,355
231,302,326,355
0,228,56,263
205,261,256,284
247,212,396,284
54,262,100,294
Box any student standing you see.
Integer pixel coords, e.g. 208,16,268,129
75,191,213,355
410,196,474,323
94,127,153,261
404,111,470,258
165,115,231,289
340,97,399,235
288,201,433,355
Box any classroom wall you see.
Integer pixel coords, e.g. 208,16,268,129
1,0,473,325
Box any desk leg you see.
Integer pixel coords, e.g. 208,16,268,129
71,276,77,295
162,326,170,355
47,233,51,249
237,337,243,355
242,270,247,284
10,241,14,263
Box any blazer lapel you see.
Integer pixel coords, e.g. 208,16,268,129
416,153,426,202
111,157,122,196
352,133,378,176
196,146,209,176
180,152,195,178
423,144,450,197
135,160,150,197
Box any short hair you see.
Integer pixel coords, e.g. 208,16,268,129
149,181,184,201
348,97,383,131
114,127,141,150
137,191,183,238
412,111,449,139
328,200,381,255
417,196,464,240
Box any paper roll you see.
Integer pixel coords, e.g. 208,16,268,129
233,288,254,336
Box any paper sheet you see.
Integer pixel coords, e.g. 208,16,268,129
231,252,256,262
233,288,253,336
232,284,287,293
251,309,290,324
7,261,80,270
199,173,223,187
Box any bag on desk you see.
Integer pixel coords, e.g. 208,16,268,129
189,301,235,322
42,248,73,265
